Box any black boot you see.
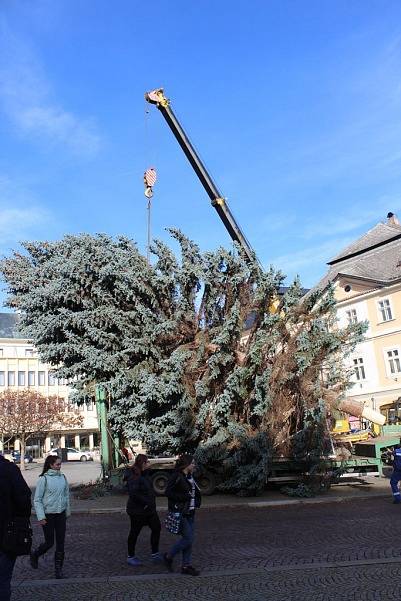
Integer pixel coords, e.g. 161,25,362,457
30,549,39,569
54,551,65,579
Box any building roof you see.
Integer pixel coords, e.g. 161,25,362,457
314,215,401,293
328,221,401,265
0,312,21,338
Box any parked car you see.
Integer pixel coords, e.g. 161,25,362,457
11,451,34,464
48,447,93,462
0,451,15,462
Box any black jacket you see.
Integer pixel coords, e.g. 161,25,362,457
126,469,157,516
166,470,201,515
0,455,31,549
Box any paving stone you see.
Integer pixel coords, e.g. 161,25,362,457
11,497,401,600
12,565,401,601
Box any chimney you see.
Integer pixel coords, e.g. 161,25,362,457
387,212,400,226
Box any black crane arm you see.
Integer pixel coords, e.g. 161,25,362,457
145,88,257,265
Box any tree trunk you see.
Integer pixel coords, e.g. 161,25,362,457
19,434,26,472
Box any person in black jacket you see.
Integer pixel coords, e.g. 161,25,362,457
0,453,32,601
125,454,161,566
163,454,201,576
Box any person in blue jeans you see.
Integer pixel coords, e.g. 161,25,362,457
163,454,201,576
390,440,401,503
0,453,32,601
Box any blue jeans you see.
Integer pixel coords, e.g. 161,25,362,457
0,550,16,601
390,470,401,499
169,513,195,566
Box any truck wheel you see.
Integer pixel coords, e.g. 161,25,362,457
151,471,169,496
197,472,216,495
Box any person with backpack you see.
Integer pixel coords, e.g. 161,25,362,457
163,454,201,576
125,454,162,566
30,454,70,578
0,452,32,601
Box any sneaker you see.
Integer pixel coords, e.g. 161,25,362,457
181,565,200,576
393,498,401,504
151,552,164,564
163,553,174,572
127,556,143,566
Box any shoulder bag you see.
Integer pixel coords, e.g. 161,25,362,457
2,517,33,556
164,511,182,535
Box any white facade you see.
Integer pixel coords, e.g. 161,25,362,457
0,337,99,456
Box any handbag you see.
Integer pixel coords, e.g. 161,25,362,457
164,511,182,535
2,517,33,556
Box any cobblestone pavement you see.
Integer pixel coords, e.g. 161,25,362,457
12,496,401,600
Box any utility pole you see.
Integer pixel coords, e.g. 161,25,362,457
95,385,110,478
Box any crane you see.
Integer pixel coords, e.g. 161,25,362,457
145,88,258,265
144,89,388,438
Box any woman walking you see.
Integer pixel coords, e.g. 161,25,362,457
163,454,201,576
126,454,162,566
30,454,70,578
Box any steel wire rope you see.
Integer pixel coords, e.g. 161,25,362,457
143,98,160,264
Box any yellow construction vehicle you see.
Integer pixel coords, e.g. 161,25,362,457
332,418,373,444
331,399,385,446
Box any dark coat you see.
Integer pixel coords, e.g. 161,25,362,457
393,446,401,471
166,470,201,515
126,469,157,516
0,455,31,549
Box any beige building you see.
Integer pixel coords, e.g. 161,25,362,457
316,212,401,423
0,314,99,456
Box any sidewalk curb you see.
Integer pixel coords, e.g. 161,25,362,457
68,490,391,515
12,555,401,589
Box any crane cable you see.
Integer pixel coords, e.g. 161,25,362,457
143,99,157,263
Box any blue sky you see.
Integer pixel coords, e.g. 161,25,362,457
1,1,401,304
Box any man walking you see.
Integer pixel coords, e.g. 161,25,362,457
0,453,32,601
390,439,401,504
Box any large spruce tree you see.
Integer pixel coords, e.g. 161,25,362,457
1,231,365,492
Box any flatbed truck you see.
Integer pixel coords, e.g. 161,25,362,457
110,433,397,495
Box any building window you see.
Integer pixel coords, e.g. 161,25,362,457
378,299,393,322
18,371,25,386
7,371,15,386
25,348,35,357
48,372,56,386
346,309,358,324
0,348,3,357
28,371,35,386
353,357,366,380
0,371,4,386
387,349,401,374
38,371,45,386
